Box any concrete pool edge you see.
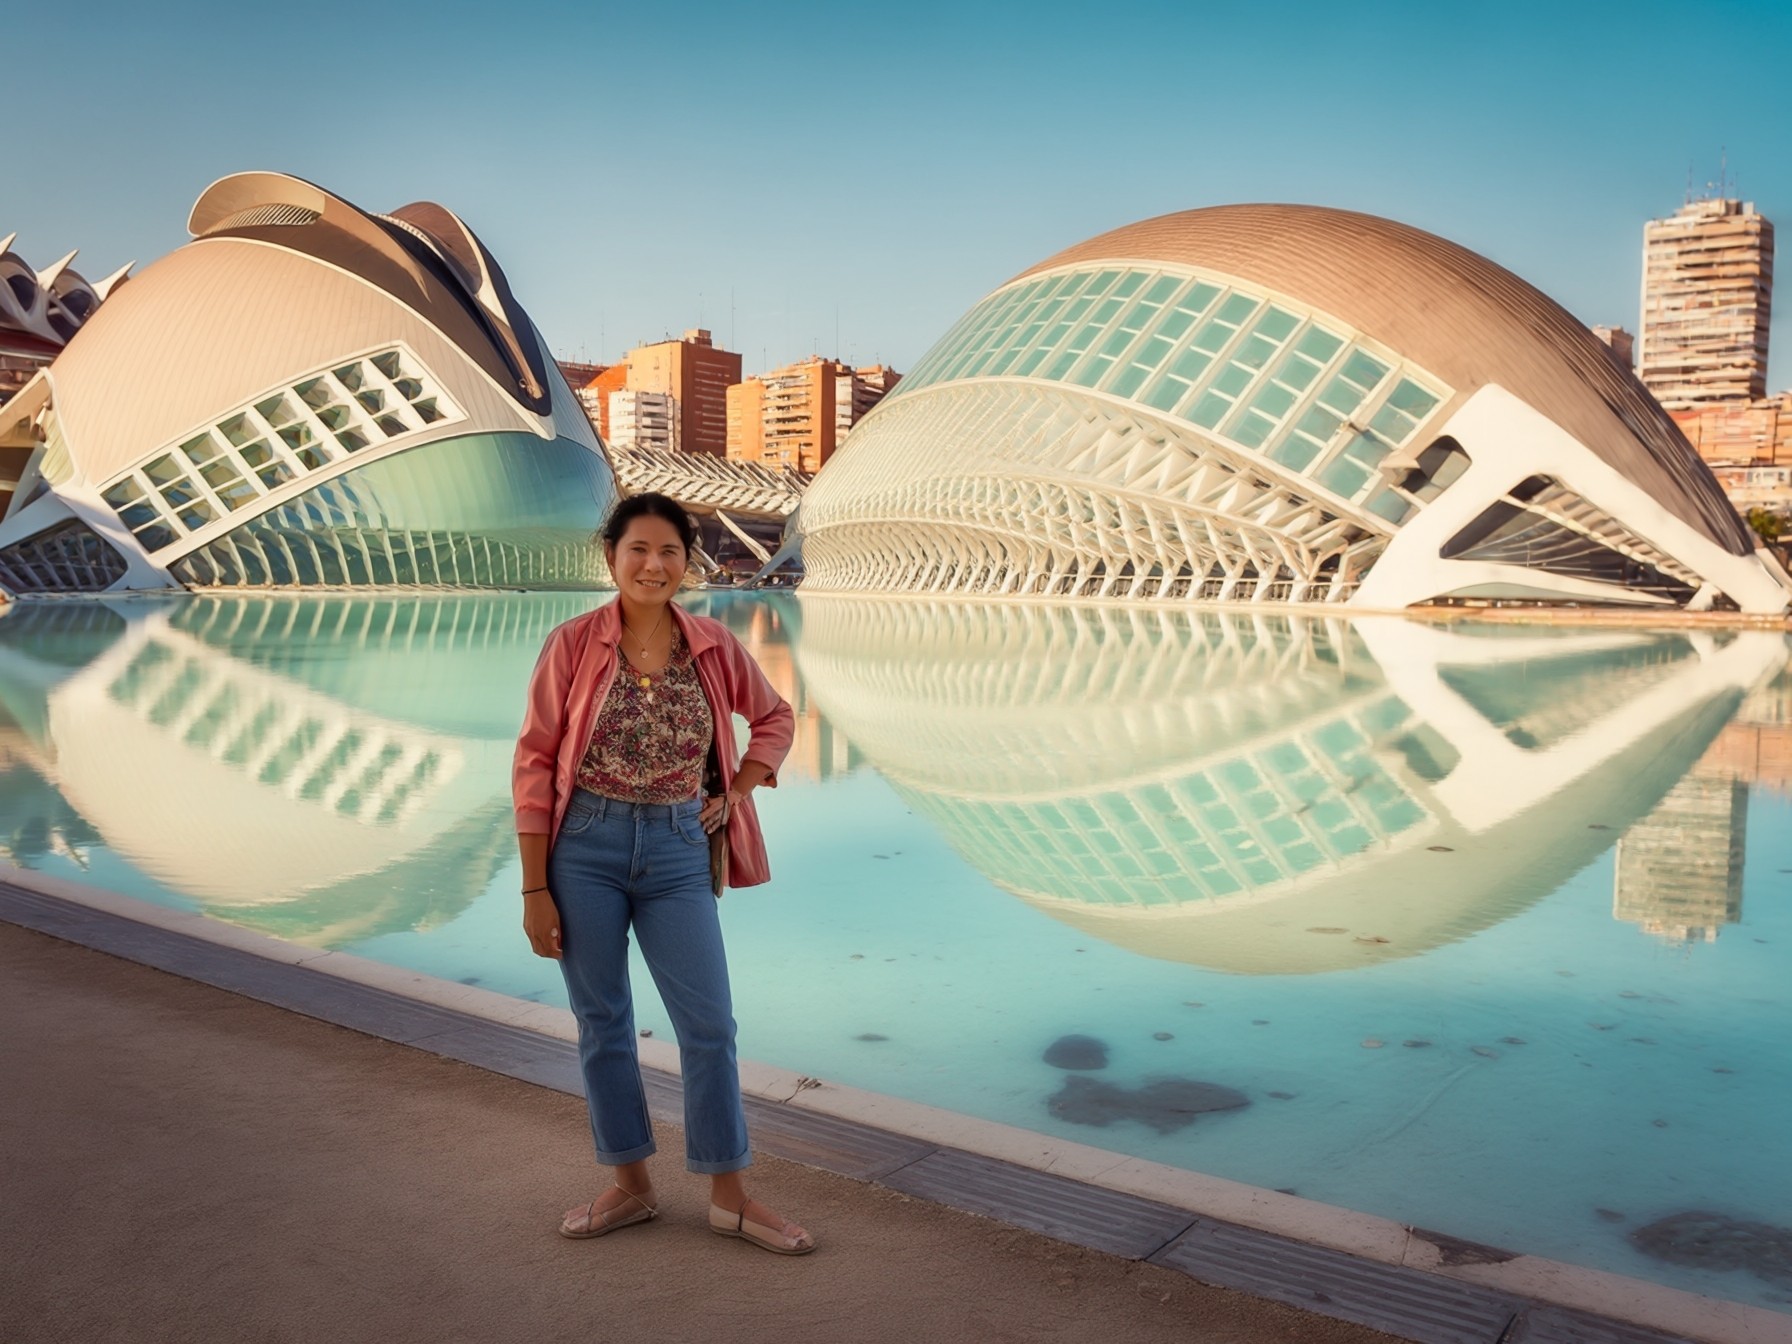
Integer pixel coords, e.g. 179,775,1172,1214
2,864,1780,1344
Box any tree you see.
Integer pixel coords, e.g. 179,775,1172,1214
1745,507,1785,544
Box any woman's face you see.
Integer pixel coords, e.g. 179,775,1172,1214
606,514,688,607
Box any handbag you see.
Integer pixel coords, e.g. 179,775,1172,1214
704,742,729,898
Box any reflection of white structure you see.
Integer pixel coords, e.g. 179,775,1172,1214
1,594,595,945
798,207,1791,613
794,596,1786,972
0,173,615,595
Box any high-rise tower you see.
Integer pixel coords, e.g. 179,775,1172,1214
1638,199,1774,409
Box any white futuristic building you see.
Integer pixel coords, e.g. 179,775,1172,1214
797,206,1792,613
0,173,615,593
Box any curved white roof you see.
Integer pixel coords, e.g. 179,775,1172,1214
46,238,537,488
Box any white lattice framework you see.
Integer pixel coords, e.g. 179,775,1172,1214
608,441,807,521
802,382,1388,602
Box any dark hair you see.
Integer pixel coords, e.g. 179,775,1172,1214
600,492,698,555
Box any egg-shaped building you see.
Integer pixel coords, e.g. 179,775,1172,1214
796,206,1791,613
0,173,616,593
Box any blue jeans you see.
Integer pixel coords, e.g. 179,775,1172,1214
548,790,751,1175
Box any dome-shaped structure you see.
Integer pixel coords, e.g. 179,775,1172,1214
0,173,616,594
797,205,1791,613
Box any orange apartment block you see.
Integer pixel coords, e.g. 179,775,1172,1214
625,328,741,457
556,359,606,390
1669,393,1792,466
726,356,845,473
836,364,902,441
726,378,765,462
727,357,901,473
579,363,629,441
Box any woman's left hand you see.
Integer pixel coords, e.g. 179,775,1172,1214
700,789,741,834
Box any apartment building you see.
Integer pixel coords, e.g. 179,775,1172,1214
625,328,741,457
608,389,678,453
1639,199,1775,409
835,363,902,442
726,356,845,473
1588,326,1634,369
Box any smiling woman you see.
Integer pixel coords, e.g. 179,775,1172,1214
510,492,814,1254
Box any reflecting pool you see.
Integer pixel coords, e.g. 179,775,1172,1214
1,592,1789,1312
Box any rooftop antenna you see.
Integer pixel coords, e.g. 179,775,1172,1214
1685,164,1694,206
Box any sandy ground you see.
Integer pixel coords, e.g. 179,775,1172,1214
0,921,1406,1344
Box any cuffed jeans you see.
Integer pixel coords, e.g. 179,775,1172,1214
548,789,752,1175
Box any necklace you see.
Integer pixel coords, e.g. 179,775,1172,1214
621,608,669,702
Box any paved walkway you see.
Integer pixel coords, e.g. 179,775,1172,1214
0,921,1394,1344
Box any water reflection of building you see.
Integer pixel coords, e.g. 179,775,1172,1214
1611,663,1792,944
793,595,1787,973
1614,776,1746,944
0,594,595,946
682,593,859,783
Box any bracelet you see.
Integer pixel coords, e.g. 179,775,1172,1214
522,886,548,895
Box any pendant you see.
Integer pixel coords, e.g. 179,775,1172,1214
637,675,651,690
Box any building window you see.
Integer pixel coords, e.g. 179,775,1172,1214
889,264,1449,519
98,347,461,553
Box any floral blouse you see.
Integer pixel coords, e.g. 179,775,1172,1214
575,629,714,804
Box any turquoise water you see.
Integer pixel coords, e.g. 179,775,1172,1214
2,592,1789,1312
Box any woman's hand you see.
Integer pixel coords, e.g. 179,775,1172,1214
523,888,563,959
699,789,743,835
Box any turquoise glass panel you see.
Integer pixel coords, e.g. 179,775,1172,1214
1213,363,1252,397
1108,365,1150,399
1366,488,1414,524
1256,307,1300,341
1112,272,1146,298
1158,310,1196,341
1296,327,1344,361
1387,379,1439,418
1216,293,1259,326
1339,350,1390,390
1177,283,1221,317
1192,317,1239,354
1369,404,1418,443
168,432,615,590
1249,382,1298,418
1189,392,1231,428
1170,346,1215,384
1234,334,1278,369
1141,376,1189,413
1142,275,1181,305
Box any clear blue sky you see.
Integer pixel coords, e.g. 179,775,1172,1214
12,0,1792,387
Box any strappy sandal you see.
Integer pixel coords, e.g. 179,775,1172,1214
708,1200,816,1255
558,1188,658,1239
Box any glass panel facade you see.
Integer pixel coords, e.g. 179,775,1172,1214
887,266,1448,511
166,432,615,590
99,347,464,552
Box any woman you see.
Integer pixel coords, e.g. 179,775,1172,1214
512,492,813,1255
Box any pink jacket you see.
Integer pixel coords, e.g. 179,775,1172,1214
512,599,795,890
